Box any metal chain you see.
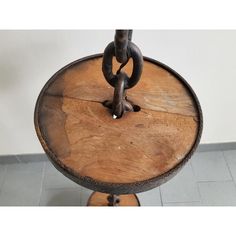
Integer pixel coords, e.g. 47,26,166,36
114,30,132,63
102,30,143,119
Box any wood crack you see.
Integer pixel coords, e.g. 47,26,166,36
45,92,197,119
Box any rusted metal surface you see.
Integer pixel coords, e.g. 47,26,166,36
114,30,133,63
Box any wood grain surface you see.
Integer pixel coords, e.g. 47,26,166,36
36,56,200,185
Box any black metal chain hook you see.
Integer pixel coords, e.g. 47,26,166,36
102,30,143,119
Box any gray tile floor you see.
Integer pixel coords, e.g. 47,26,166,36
0,150,236,206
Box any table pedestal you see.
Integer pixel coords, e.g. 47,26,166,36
87,192,140,206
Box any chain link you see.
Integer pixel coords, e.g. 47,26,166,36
114,30,132,63
102,30,143,119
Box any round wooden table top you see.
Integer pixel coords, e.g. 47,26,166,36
35,54,202,194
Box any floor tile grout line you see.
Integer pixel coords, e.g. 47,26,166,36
37,162,46,206
44,186,82,191
162,200,202,204
222,151,236,190
79,186,84,206
0,165,8,194
222,151,234,180
197,180,235,184
159,187,163,206
189,160,203,204
15,155,21,163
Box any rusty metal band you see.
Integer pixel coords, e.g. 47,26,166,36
102,41,143,89
34,53,203,195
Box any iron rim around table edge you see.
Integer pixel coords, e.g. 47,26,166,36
34,53,203,195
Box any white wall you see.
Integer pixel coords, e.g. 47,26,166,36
0,30,235,155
